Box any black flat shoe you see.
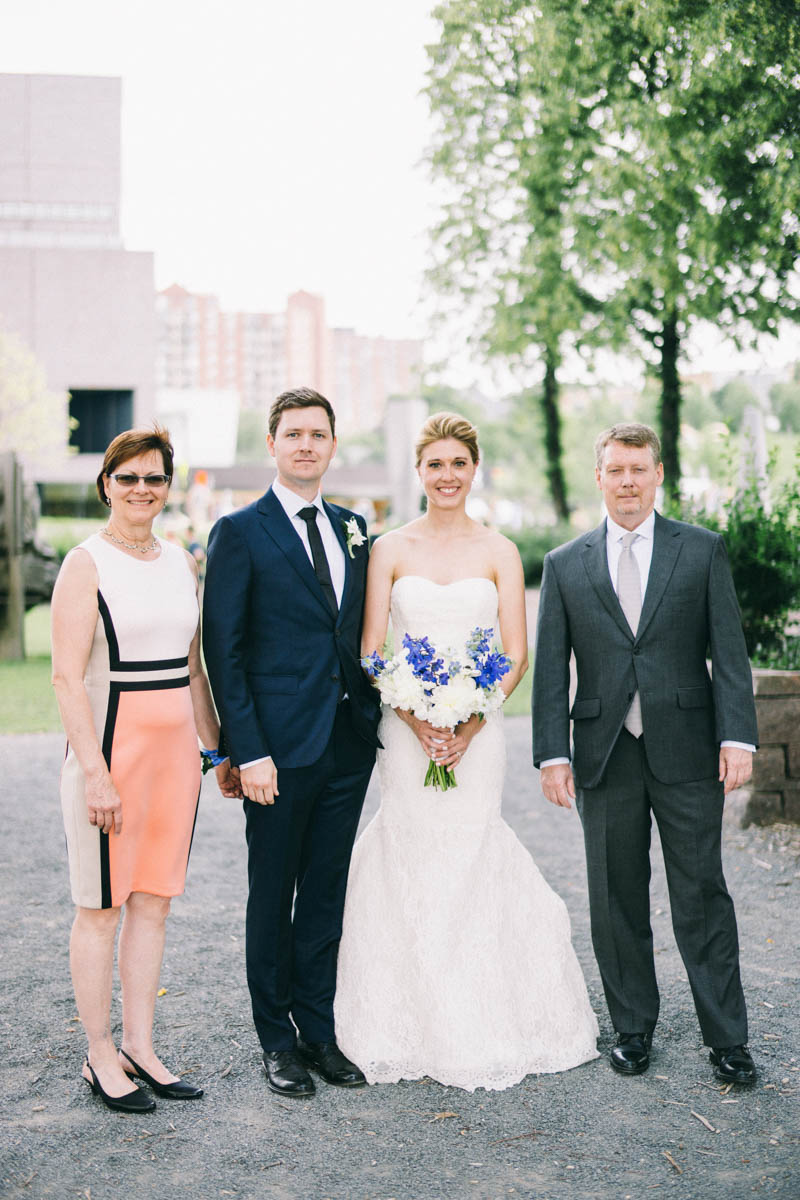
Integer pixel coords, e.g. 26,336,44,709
120,1049,203,1099
262,1050,316,1097
296,1038,366,1087
610,1032,652,1076
83,1061,156,1113
710,1044,757,1085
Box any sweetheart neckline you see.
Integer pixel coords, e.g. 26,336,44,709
392,575,497,591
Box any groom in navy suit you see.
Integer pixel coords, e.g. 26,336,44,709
203,387,380,1097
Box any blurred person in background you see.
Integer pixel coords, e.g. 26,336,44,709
51,425,240,1114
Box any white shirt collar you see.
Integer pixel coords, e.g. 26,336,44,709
606,509,656,544
272,478,324,519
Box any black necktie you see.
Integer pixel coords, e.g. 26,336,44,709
297,506,339,618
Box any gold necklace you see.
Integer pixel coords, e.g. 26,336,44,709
102,526,159,555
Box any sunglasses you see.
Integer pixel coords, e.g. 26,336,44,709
109,473,171,487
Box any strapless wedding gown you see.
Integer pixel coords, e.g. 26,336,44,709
334,576,599,1091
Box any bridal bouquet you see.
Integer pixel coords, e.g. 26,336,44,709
362,627,512,791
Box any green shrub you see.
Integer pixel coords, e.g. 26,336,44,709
686,458,800,665
503,525,574,587
38,516,103,561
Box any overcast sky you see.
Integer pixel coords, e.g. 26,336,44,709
3,0,438,339
3,0,797,381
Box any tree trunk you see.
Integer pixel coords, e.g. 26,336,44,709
539,346,570,522
659,312,681,503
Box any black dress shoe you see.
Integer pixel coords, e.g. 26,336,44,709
262,1050,316,1097
296,1038,366,1087
710,1044,757,1085
610,1032,652,1075
83,1061,156,1113
120,1049,204,1100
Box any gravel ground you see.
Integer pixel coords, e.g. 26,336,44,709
1,722,798,1200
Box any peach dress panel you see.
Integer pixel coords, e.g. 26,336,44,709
60,534,202,908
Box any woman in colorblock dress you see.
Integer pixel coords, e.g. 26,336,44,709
52,425,240,1113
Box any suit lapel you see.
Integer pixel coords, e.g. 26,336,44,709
581,520,634,640
256,488,333,620
637,512,683,639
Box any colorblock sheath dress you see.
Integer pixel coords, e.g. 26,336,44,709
60,534,202,909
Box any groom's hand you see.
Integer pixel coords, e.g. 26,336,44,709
541,763,576,810
240,758,280,806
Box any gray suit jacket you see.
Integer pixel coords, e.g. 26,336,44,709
532,512,758,788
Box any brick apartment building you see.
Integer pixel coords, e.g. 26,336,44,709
156,285,423,433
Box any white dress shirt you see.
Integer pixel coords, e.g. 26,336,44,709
239,481,346,770
271,479,346,607
540,510,753,768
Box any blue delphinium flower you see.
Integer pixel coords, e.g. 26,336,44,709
361,651,387,678
466,626,493,657
474,649,512,688
402,633,449,691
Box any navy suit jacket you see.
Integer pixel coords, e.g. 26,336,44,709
532,513,758,788
203,487,380,769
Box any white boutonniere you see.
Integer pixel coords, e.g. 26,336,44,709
343,517,367,559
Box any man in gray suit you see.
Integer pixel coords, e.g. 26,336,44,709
532,423,758,1084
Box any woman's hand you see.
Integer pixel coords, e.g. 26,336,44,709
436,714,484,768
396,711,456,760
396,710,485,767
85,769,123,835
216,761,243,798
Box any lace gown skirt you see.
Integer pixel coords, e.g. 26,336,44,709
334,576,599,1092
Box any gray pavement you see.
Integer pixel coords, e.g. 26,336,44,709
0,723,798,1200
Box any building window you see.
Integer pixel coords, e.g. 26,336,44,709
69,389,134,453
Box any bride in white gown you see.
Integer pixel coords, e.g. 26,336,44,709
335,412,598,1091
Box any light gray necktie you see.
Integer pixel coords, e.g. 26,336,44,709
617,531,643,737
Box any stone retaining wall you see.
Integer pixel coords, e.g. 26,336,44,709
733,669,800,826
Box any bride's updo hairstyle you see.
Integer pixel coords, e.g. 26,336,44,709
415,412,480,468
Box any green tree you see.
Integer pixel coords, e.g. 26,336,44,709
681,382,721,431
770,373,800,433
712,379,760,433
426,0,618,520
0,327,68,472
235,410,267,463
571,1,800,499
427,1,800,508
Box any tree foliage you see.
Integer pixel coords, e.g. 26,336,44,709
0,327,68,473
770,371,800,433
426,0,620,519
426,0,800,511
572,0,800,497
712,379,760,432
689,455,800,663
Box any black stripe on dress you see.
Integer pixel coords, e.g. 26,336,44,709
111,677,190,692
97,590,121,669
98,687,120,909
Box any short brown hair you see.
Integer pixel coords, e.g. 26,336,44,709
268,387,336,439
594,423,661,470
415,411,480,468
96,424,174,504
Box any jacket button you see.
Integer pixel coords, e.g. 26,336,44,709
331,674,340,683
633,647,641,655
334,629,341,638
